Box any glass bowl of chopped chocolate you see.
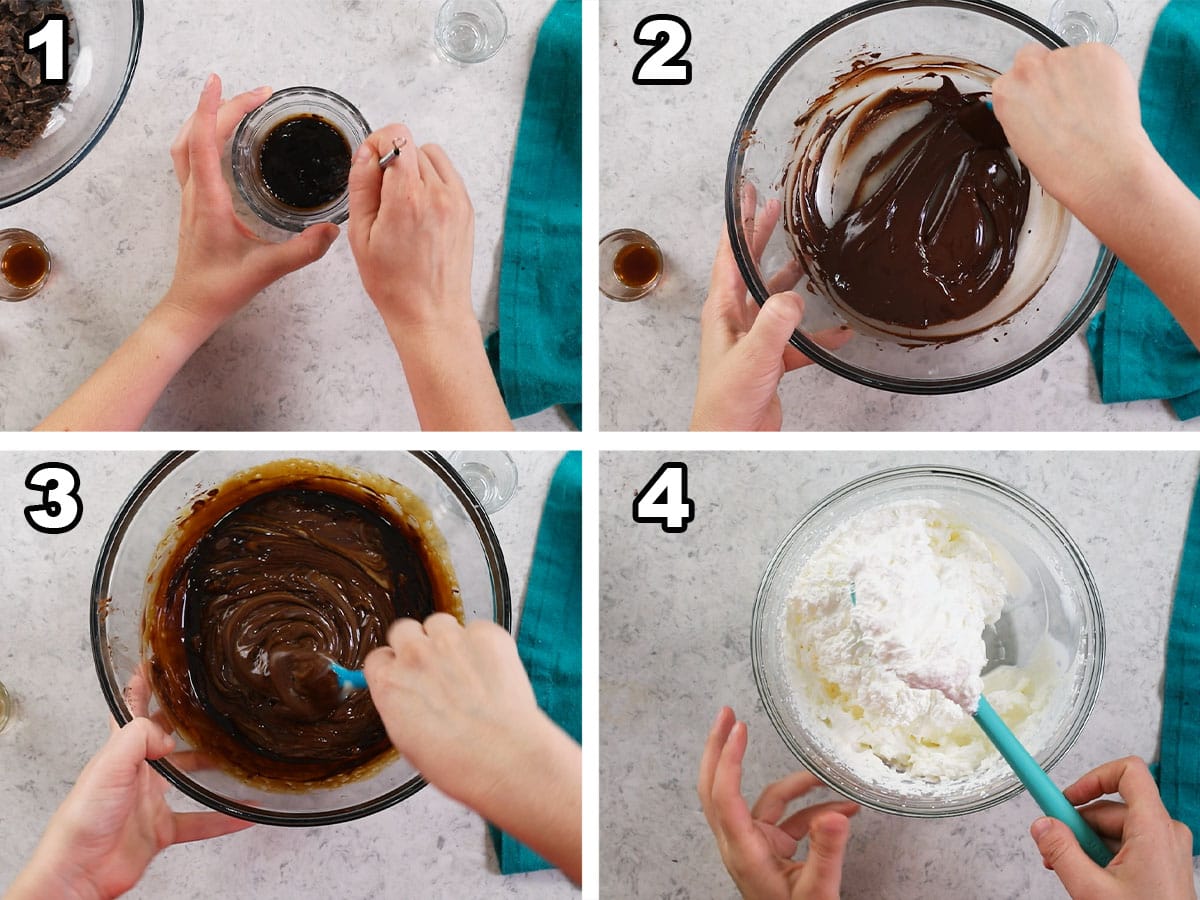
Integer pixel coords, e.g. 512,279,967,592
726,0,1115,394
90,451,511,826
0,0,143,208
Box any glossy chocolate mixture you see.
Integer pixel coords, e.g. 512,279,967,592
145,463,460,788
785,72,1029,331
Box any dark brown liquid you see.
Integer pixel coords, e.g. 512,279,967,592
2,242,48,288
614,243,660,288
259,114,352,210
144,461,461,790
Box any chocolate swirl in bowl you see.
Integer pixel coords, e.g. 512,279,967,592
143,460,461,790
782,54,1068,342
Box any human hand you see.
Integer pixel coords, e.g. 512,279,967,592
992,44,1156,218
1030,756,1196,899
364,614,580,881
698,707,860,900
9,677,251,900
348,125,477,342
691,190,851,431
164,74,340,338
363,615,549,810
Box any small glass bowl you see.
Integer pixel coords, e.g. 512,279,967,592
0,228,52,301
232,87,370,233
600,228,664,301
752,465,1104,817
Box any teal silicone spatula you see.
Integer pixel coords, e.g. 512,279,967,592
329,660,367,691
974,696,1114,867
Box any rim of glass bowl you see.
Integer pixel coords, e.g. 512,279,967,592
89,450,513,827
231,85,369,232
0,1,145,210
725,0,1117,395
750,464,1105,817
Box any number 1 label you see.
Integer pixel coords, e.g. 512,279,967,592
25,15,69,85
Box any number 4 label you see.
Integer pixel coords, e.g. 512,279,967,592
25,14,69,85
632,15,692,86
633,462,695,534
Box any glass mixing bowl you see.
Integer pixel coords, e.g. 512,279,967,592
0,0,143,208
90,451,510,826
727,0,1115,393
752,466,1104,816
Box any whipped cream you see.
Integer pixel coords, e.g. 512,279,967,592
785,499,1056,786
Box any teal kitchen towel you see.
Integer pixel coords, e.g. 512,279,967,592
1088,0,1200,419
489,450,582,874
486,0,582,428
1158,469,1200,854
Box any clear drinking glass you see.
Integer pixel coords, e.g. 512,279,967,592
0,228,51,301
600,229,663,302
1049,0,1119,45
435,0,508,64
448,452,519,514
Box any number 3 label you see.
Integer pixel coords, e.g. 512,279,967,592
25,15,69,85
632,15,692,86
633,462,695,534
24,462,82,535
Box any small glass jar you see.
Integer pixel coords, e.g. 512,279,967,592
232,87,371,233
0,228,51,301
600,229,663,302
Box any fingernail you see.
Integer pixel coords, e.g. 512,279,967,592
204,72,217,91
354,143,373,165
1031,817,1052,840
255,85,272,95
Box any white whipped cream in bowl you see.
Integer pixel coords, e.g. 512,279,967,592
751,466,1104,816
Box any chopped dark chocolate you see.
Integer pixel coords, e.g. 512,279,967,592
0,0,72,158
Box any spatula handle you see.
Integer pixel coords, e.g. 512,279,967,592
974,696,1114,867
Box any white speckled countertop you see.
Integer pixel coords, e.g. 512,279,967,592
0,0,572,431
0,450,579,899
600,452,1200,898
598,0,1195,432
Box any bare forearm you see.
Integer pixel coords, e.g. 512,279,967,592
36,295,215,432
390,317,514,432
1073,152,1200,349
472,715,582,884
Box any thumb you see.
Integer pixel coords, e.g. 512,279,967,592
256,222,340,282
1031,817,1108,895
797,812,850,900
110,717,175,766
741,292,804,371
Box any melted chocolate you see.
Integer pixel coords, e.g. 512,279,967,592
259,114,351,209
145,462,460,789
785,72,1030,331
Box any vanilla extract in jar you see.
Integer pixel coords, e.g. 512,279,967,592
0,228,51,301
258,114,353,210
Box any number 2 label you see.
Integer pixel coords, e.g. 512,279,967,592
633,462,695,533
632,15,692,86
25,15,69,85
